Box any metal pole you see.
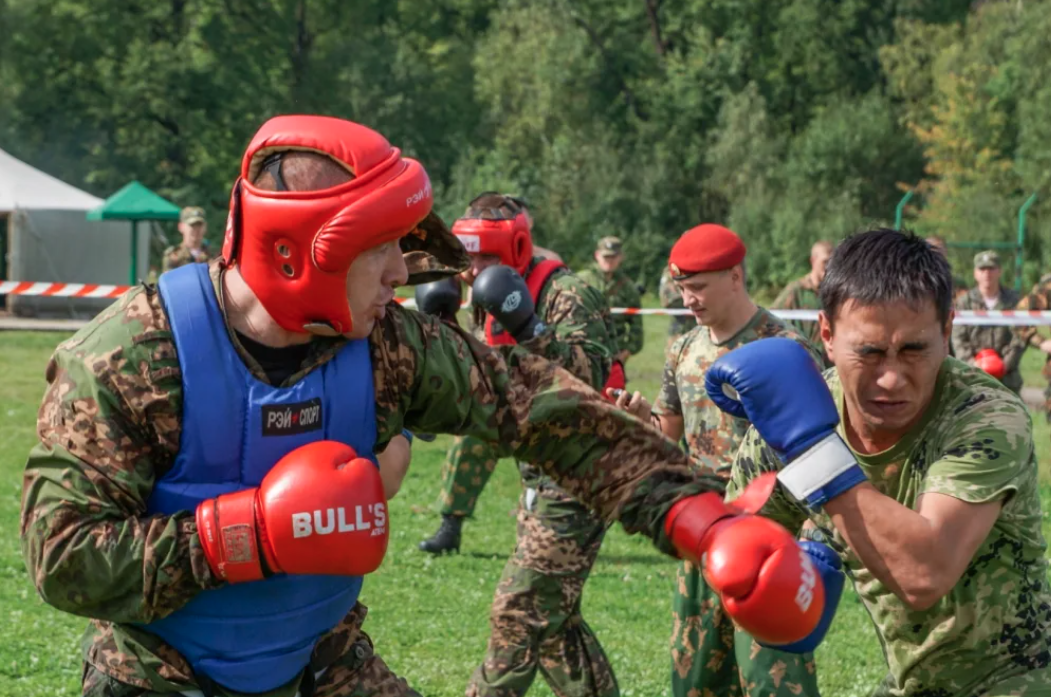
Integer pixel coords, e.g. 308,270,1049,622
1016,193,1036,292
895,190,914,231
130,220,139,286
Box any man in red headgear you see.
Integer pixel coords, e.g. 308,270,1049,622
610,224,836,697
414,192,624,696
22,119,822,697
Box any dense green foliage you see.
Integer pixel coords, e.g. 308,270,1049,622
1,0,1047,291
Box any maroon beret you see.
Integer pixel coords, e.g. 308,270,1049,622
668,224,746,280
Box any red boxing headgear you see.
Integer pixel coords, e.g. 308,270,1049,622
451,193,533,275
222,115,435,336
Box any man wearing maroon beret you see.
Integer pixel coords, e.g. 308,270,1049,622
611,224,827,697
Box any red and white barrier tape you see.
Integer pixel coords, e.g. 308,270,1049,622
3,281,1049,326
0,281,127,299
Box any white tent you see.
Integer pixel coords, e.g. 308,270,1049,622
0,148,104,211
0,148,148,317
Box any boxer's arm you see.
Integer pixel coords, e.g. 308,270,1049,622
823,486,1001,610
376,433,412,499
822,395,1027,610
520,273,614,389
21,288,219,624
372,305,722,554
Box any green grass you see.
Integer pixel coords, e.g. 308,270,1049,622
0,322,1049,696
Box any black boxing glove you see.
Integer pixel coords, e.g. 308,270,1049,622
414,277,462,323
472,266,546,342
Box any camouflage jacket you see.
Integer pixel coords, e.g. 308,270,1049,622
509,257,619,481
1015,274,1051,374
770,274,822,349
728,359,1051,696
951,287,1024,387
652,307,820,478
658,267,695,344
576,264,644,356
161,244,209,273
20,261,715,694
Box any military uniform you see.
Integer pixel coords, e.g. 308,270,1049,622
951,286,1023,393
771,274,824,355
576,238,644,359
463,258,623,697
21,261,716,697
1015,274,1051,421
161,243,209,272
727,359,1051,697
437,257,617,519
658,267,695,360
654,307,823,697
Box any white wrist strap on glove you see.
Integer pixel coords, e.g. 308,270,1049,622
777,434,867,510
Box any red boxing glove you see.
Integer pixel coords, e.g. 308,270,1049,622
703,516,823,645
975,349,1005,380
663,473,823,645
196,441,389,583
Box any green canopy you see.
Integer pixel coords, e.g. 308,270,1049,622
87,181,181,284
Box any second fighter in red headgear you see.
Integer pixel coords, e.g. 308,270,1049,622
451,193,534,275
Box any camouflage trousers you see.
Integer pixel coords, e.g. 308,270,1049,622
438,435,500,518
465,472,618,697
82,604,419,697
671,561,820,697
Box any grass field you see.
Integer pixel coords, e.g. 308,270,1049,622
1,315,1049,697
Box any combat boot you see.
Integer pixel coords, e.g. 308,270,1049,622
418,514,463,555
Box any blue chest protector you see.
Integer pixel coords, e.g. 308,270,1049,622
142,263,377,694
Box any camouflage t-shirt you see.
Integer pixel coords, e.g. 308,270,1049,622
653,307,820,478
727,359,1051,696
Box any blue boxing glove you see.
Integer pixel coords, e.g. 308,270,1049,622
704,337,867,510
761,540,844,653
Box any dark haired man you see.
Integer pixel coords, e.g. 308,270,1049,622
710,228,1051,696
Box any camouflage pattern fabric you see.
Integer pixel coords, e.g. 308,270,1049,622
436,257,617,518
952,286,1024,393
463,258,622,697
1014,274,1051,421
658,267,695,360
671,560,818,697
437,435,499,518
770,274,825,359
653,307,824,697
465,476,617,697
21,260,719,697
727,359,1051,697
81,603,421,697
161,244,209,273
576,263,644,357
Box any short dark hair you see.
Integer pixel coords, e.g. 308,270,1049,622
820,228,953,327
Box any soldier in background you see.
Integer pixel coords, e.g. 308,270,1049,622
771,240,833,356
952,250,1023,393
577,236,644,368
162,206,210,272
